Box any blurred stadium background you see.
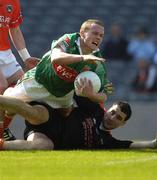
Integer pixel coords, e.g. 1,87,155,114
11,0,157,141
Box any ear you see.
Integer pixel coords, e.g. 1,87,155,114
80,30,85,38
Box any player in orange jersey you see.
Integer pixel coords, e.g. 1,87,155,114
0,0,39,138
0,0,39,94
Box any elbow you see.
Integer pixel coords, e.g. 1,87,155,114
51,53,63,65
51,57,58,64
51,55,61,65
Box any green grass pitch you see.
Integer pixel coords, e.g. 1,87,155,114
1,149,157,180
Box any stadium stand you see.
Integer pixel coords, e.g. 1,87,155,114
18,0,157,102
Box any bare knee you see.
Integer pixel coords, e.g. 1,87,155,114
32,140,54,150
27,132,54,150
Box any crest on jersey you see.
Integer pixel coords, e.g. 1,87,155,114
6,5,13,13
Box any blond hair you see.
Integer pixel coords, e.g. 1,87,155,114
80,19,104,32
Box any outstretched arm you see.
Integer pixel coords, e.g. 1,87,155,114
0,95,49,125
51,48,105,65
99,129,157,149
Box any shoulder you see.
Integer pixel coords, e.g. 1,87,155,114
59,32,80,45
51,33,80,50
4,0,20,9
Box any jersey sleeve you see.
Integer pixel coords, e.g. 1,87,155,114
51,35,71,52
99,130,133,149
10,0,23,28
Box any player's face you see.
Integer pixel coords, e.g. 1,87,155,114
103,104,127,130
80,23,104,53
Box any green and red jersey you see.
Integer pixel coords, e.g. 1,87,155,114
21,33,109,97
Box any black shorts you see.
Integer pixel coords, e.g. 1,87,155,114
24,101,65,149
23,101,84,150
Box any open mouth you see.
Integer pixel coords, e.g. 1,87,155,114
92,42,98,46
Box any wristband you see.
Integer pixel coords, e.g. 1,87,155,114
18,48,31,62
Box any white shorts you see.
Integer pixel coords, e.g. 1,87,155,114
4,78,75,108
0,49,22,78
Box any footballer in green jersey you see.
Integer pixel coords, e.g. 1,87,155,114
4,19,113,109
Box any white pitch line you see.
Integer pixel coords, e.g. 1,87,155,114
104,156,157,166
